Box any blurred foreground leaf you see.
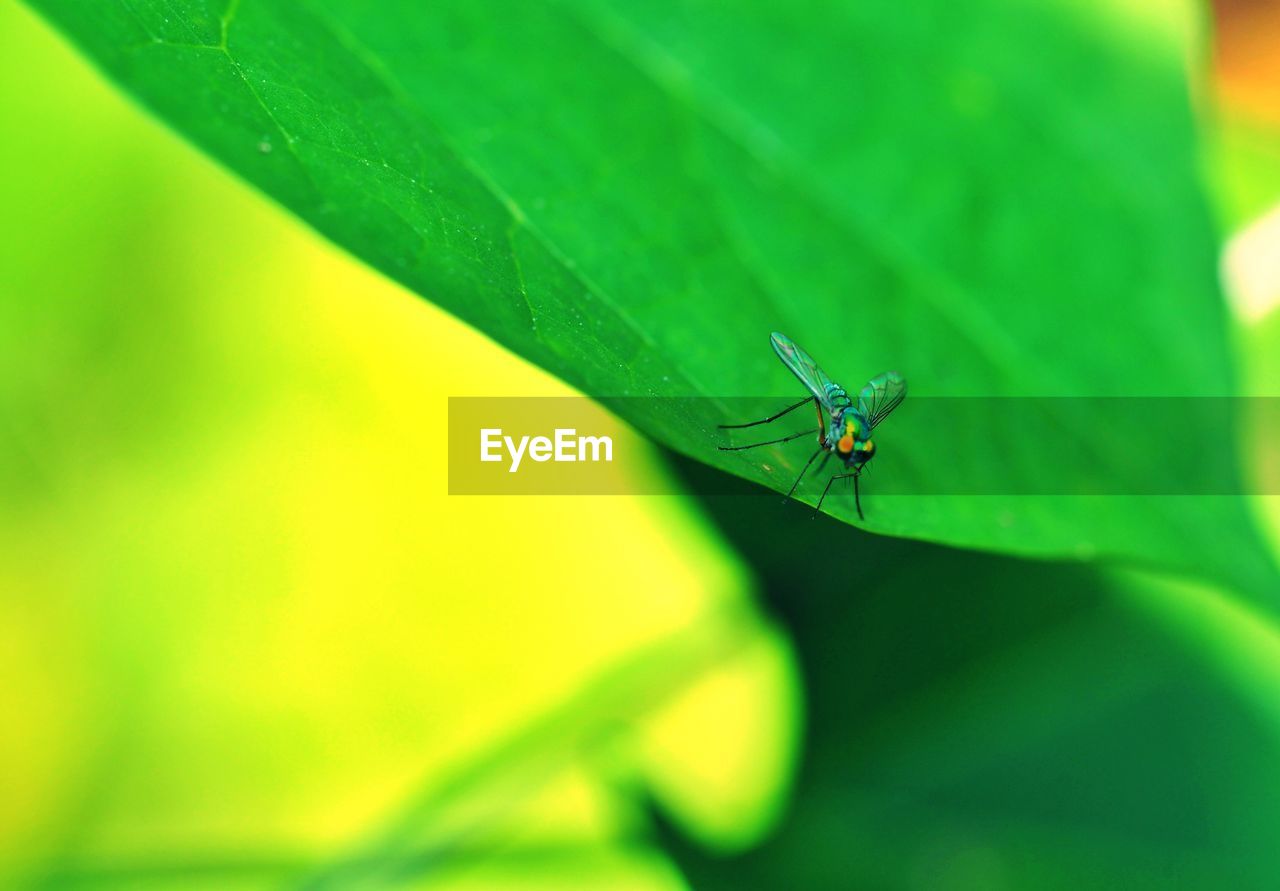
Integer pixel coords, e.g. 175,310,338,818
1210,0,1280,227
657,457,1280,890
24,0,1276,593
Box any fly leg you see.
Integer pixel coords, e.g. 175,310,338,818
815,471,858,517
785,448,832,503
853,469,864,520
784,447,823,502
718,396,812,430
718,426,820,452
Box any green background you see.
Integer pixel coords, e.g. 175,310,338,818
3,0,1280,888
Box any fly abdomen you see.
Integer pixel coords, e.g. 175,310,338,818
825,384,852,409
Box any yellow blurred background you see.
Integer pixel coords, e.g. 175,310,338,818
0,3,799,887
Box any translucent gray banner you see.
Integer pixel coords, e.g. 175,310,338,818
448,396,1278,496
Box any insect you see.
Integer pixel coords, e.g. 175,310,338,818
719,332,906,520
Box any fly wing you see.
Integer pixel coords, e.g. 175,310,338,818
857,371,907,429
770,332,837,410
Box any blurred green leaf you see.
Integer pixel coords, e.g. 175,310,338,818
1245,309,1280,395
1211,116,1280,230
657,457,1280,890
1207,0,1280,230
24,0,1275,593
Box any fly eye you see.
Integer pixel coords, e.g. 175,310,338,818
837,434,854,454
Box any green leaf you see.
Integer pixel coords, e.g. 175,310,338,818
25,0,1276,594
1211,115,1280,230
656,459,1280,889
